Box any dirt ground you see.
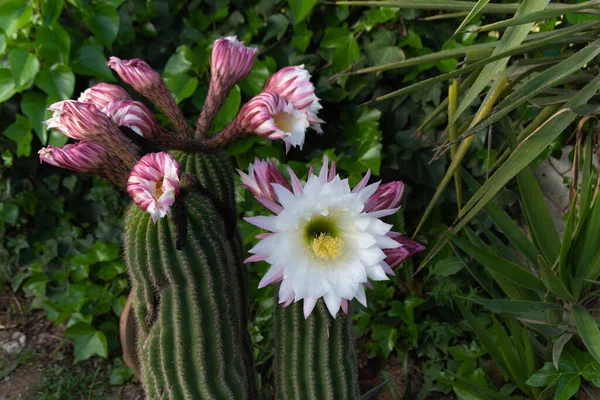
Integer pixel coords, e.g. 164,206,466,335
0,288,144,400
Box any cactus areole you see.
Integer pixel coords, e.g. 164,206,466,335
38,36,424,399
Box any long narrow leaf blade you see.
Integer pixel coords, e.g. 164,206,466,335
452,0,491,38
573,305,600,363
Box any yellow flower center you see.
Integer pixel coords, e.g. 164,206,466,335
155,177,164,199
311,233,344,260
273,112,295,133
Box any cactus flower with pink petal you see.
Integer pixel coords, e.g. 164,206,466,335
211,36,258,91
45,100,114,141
78,83,131,110
264,65,324,134
127,152,181,223
237,92,309,152
103,99,158,137
237,158,291,206
106,57,162,93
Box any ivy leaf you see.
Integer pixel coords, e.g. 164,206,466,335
372,325,397,358
288,0,317,23
36,24,70,65
85,4,119,48
36,64,75,100
264,14,289,42
321,26,360,72
9,49,40,90
164,46,195,76
0,0,33,36
3,115,32,157
21,92,50,145
238,61,270,96
0,34,6,56
366,45,405,67
66,322,108,362
291,22,313,52
71,43,115,81
41,0,63,26
0,68,15,103
164,74,198,104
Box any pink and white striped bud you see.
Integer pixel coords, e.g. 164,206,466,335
78,83,131,110
237,158,291,207
364,181,405,213
38,142,109,174
127,152,181,223
46,100,113,141
384,232,426,269
106,57,162,93
103,100,158,137
237,92,309,152
211,36,258,89
263,65,324,134
38,141,130,187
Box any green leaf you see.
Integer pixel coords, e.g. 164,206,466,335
288,0,317,22
0,34,6,56
451,234,546,292
164,45,195,76
65,322,108,362
238,61,270,96
3,115,32,157
573,305,600,363
212,85,241,131
366,45,405,67
9,49,40,90
322,26,361,72
41,0,63,26
21,92,50,145
163,74,198,104
36,64,75,100
463,297,560,314
0,68,16,103
554,374,580,400
0,0,33,36
291,22,313,52
456,301,512,380
90,242,120,262
451,0,551,126
71,43,115,81
456,74,600,245
0,202,19,224
553,333,573,370
264,14,289,42
434,256,464,277
36,24,70,65
452,0,491,38
538,256,575,301
526,362,561,387
85,4,119,48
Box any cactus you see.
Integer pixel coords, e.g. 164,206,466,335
273,298,360,399
124,187,256,399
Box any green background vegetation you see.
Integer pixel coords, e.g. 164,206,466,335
1,0,600,398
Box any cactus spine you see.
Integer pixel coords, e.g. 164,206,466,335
273,298,360,399
124,166,256,398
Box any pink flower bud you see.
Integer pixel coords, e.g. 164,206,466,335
127,152,181,223
103,100,158,137
263,65,324,134
384,232,425,269
211,36,258,89
238,92,309,152
45,100,113,141
237,158,291,209
78,83,131,110
38,142,109,173
106,57,162,93
364,181,405,213
38,141,130,187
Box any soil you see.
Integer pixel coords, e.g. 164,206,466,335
0,288,144,400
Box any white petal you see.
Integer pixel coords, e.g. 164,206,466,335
323,291,342,318
303,297,318,318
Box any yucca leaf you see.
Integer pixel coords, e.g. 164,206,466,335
462,297,561,314
457,73,600,228
461,36,600,139
336,1,574,13
490,315,530,394
456,301,512,380
552,333,573,370
474,1,600,33
538,256,575,302
573,305,600,363
451,233,546,292
452,0,491,39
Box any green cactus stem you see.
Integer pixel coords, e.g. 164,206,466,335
273,298,360,400
124,188,256,399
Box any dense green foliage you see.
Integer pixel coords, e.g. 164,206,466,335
2,0,600,398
